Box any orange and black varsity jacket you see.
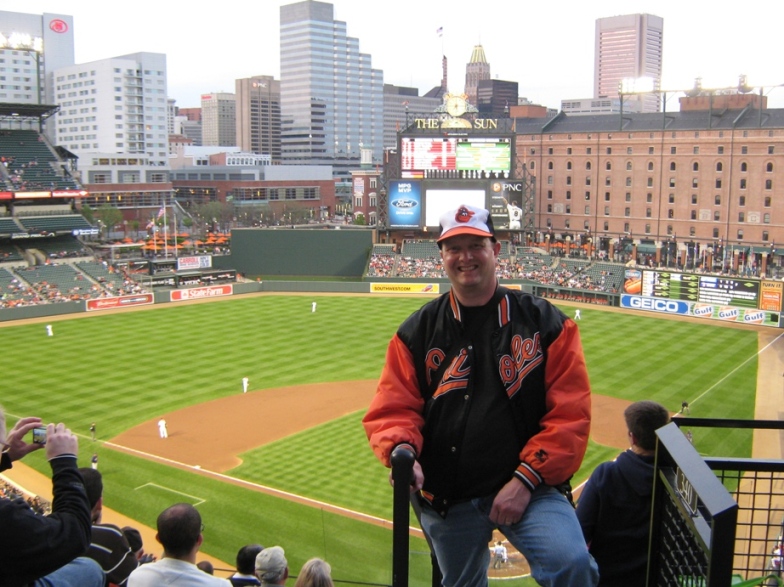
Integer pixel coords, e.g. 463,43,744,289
363,286,591,514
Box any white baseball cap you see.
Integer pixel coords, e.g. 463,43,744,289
437,204,496,243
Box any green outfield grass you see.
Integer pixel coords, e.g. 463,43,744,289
1,296,760,586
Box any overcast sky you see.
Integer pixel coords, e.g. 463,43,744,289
16,0,784,109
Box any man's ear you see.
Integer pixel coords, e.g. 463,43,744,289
155,533,162,545
91,496,103,523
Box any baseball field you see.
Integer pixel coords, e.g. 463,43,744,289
0,292,775,586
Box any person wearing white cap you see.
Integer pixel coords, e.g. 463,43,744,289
364,204,597,587
255,546,288,586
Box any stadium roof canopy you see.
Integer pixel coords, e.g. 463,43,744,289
0,102,59,123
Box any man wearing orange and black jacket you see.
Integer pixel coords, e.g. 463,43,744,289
363,204,598,587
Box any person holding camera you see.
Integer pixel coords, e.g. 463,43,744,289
0,407,104,586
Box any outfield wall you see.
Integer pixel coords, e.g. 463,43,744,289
229,228,372,277
2,277,782,329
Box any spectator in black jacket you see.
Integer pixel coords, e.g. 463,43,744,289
575,400,670,587
80,467,138,585
0,406,104,587
229,544,263,586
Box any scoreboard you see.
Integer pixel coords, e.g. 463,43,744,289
400,137,512,178
633,270,782,311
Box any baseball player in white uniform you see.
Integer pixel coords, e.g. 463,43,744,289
501,197,522,230
158,418,168,439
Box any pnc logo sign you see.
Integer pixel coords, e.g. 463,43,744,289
492,182,523,192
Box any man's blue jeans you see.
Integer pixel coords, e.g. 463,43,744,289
419,485,598,587
33,557,105,587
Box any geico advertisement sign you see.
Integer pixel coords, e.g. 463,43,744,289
620,295,690,315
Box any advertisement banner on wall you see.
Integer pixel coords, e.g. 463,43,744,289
170,284,233,301
387,181,422,228
85,294,154,312
370,283,439,294
760,280,783,312
177,256,212,271
620,294,781,327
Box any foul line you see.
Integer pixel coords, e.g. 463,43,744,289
689,331,784,408
102,440,424,537
134,482,206,505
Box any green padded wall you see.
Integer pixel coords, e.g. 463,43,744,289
227,228,373,277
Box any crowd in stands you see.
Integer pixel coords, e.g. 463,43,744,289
0,478,50,515
0,262,150,309
367,241,625,294
366,253,396,277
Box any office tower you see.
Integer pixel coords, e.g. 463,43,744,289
0,10,74,106
383,84,441,150
464,44,490,107
594,14,663,113
280,1,383,175
201,92,236,147
476,79,518,116
236,75,281,160
52,52,169,166
167,98,177,135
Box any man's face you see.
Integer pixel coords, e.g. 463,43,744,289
440,234,500,300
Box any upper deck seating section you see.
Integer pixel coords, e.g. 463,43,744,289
0,129,80,191
18,215,93,233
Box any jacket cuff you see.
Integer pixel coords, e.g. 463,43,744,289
47,453,77,463
514,462,542,492
0,451,12,472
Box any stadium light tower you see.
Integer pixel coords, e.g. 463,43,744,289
0,32,44,105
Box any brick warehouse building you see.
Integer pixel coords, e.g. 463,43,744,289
513,93,783,274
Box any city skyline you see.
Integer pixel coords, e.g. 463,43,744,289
14,0,784,110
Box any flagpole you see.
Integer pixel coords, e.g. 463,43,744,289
163,201,169,259
172,204,178,260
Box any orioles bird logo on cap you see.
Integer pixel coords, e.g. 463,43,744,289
455,206,475,223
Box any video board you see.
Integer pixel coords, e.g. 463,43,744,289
387,179,488,229
400,137,512,179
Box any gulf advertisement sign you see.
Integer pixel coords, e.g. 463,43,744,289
741,310,766,324
692,304,768,325
691,304,715,319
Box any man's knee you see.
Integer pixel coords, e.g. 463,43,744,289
34,557,105,587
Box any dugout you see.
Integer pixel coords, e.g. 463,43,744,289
228,228,372,278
